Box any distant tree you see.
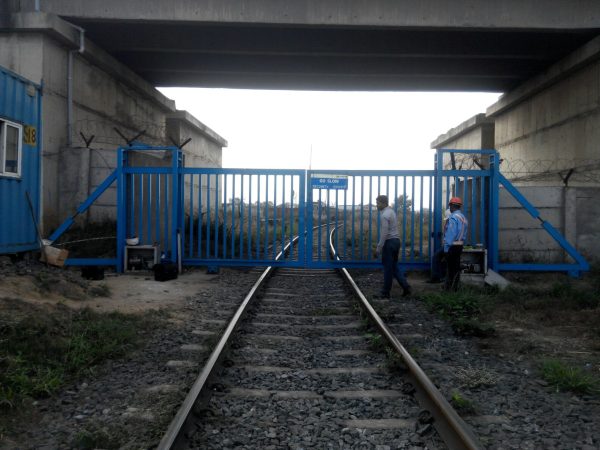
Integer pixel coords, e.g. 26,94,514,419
394,194,412,211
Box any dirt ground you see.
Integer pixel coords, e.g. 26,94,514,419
1,260,599,386
1,266,216,314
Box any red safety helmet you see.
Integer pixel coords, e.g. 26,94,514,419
449,196,463,206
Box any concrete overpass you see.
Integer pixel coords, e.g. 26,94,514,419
2,0,600,264
4,0,600,91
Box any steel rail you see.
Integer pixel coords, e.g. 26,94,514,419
329,227,482,450
158,233,307,449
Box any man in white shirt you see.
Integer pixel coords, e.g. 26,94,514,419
373,195,411,299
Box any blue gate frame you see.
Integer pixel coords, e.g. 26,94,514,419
48,145,589,276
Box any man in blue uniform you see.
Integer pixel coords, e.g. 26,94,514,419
373,195,411,299
442,197,468,291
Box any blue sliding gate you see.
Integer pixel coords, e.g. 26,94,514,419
49,145,589,276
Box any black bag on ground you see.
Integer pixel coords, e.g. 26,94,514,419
153,263,178,282
81,266,105,280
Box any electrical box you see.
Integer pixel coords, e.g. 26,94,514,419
124,245,159,271
461,247,487,275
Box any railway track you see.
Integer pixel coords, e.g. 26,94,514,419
158,228,481,449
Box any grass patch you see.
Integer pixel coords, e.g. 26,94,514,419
421,287,495,336
450,391,475,414
540,359,600,396
0,305,162,408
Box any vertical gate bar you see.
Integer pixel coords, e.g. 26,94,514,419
189,174,194,257
164,175,170,254
433,151,443,260
351,176,356,260
240,174,245,259
298,174,306,266
256,174,261,260
335,189,339,260
145,174,152,245
318,188,322,261
489,152,500,270
127,172,133,242
137,174,143,242
198,174,203,258
155,174,160,247
206,174,211,258
359,176,364,260
343,182,347,260
445,176,450,206
231,174,236,258
272,176,277,260
462,176,467,243
401,176,407,262
247,175,252,259
289,174,295,260
429,175,433,260
223,174,228,259
175,151,182,263
214,174,220,260
411,176,416,262
306,172,313,266
394,175,399,259
116,148,126,272
419,176,424,261
264,175,269,260
287,174,294,261
171,150,180,264
281,176,286,261
375,176,380,249
326,188,330,261
480,175,485,246
368,176,373,261
470,175,476,244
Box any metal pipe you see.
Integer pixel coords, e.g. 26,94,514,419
67,24,85,147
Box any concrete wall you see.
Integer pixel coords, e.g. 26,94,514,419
488,36,600,187
0,19,226,233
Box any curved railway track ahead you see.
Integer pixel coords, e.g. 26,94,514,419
158,228,481,449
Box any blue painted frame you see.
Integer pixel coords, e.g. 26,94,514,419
47,145,588,276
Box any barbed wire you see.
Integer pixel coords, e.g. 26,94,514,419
446,153,600,185
72,117,170,147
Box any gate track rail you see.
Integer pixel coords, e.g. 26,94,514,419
158,226,482,449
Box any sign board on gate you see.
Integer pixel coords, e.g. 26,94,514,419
310,173,348,190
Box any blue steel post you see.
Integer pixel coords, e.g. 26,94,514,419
306,173,313,266
433,150,444,265
171,148,180,264
116,147,126,272
298,173,306,266
488,151,500,271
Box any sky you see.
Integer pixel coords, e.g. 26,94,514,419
159,88,501,172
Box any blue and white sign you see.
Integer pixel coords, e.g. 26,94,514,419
311,173,348,190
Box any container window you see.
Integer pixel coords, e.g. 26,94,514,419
1,120,22,177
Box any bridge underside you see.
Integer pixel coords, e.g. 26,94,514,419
68,19,598,91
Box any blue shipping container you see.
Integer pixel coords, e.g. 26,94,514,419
0,66,42,254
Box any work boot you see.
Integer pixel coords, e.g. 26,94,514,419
402,286,412,297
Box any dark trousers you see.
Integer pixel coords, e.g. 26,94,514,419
445,245,463,291
381,238,409,295
431,249,447,281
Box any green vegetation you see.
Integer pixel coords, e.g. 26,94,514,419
541,360,600,396
421,287,494,337
0,305,162,408
366,332,386,352
450,391,475,414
